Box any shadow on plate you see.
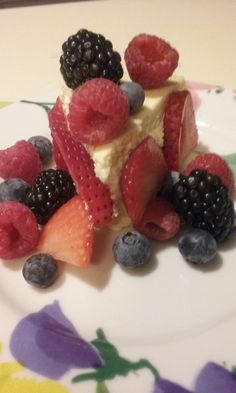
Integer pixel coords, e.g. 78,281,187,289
64,228,116,290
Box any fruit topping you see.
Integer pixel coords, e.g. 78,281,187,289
52,136,68,171
0,140,42,183
112,230,151,268
23,253,58,288
28,135,53,165
160,171,180,199
120,81,145,114
184,153,234,192
0,201,39,259
37,195,94,267
135,196,180,241
172,169,235,242
124,33,179,89
178,228,217,265
68,78,129,145
49,98,113,227
163,90,198,171
0,178,30,203
120,136,168,223
60,28,123,89
25,169,76,225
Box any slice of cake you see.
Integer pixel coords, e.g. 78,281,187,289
60,75,185,229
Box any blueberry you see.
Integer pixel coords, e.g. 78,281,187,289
28,136,53,165
0,178,30,203
120,82,145,114
112,231,151,268
22,253,58,288
178,228,217,264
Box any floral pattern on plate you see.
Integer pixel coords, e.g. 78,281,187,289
3,301,236,393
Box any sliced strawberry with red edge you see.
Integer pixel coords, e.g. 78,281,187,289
48,98,113,227
120,136,168,223
183,153,234,192
135,196,180,241
163,90,198,171
37,195,94,267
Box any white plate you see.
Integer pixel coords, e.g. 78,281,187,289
0,83,236,393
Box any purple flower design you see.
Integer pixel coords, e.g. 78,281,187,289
10,301,103,379
153,362,236,393
153,378,192,393
195,362,236,392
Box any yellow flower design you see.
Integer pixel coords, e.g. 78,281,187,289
0,377,69,393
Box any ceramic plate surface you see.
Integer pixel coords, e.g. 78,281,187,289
0,83,236,393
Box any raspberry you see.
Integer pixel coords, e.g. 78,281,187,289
0,140,41,184
183,153,234,192
124,34,179,89
68,78,129,145
0,201,40,259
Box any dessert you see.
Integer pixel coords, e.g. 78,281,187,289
0,29,234,289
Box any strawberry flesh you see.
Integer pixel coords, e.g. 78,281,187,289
135,197,180,241
120,137,168,223
163,90,198,171
48,98,113,227
37,195,94,267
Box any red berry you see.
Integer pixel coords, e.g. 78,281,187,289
52,135,68,172
68,78,129,145
37,195,94,267
0,201,39,259
49,98,113,227
0,140,41,183
184,153,234,192
162,90,198,171
120,136,168,223
124,34,179,89
135,197,180,241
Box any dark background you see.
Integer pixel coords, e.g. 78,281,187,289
0,0,91,8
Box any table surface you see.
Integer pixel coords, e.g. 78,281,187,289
0,0,236,101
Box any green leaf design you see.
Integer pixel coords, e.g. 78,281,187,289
20,100,55,114
72,328,159,384
215,86,224,94
96,381,109,393
0,101,11,109
222,153,236,180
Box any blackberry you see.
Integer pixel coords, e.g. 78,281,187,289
60,29,123,89
26,169,76,225
173,169,235,242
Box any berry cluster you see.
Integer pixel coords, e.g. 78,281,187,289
0,29,235,292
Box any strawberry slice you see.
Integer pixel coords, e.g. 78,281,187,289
52,136,68,172
120,137,168,223
162,90,198,171
37,195,94,267
48,98,113,227
135,197,180,241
